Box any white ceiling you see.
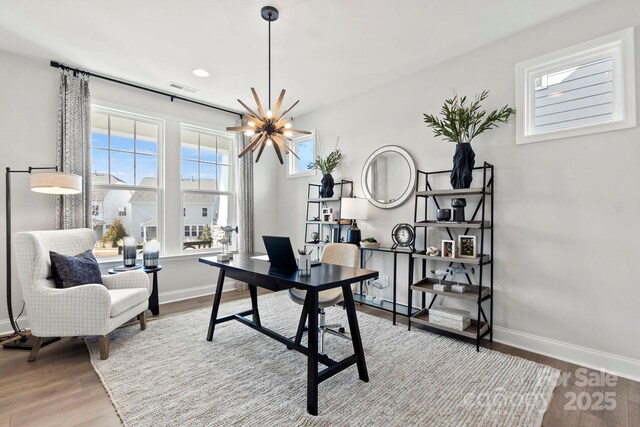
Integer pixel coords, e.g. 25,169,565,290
0,0,600,116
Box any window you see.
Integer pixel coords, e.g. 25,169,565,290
181,125,235,251
91,108,162,257
91,203,100,216
516,27,636,144
287,131,317,178
184,226,190,237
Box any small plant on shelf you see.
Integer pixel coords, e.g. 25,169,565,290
361,237,381,248
307,137,342,198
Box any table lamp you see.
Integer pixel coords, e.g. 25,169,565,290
4,166,82,350
341,197,368,246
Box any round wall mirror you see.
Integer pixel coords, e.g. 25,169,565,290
361,146,417,209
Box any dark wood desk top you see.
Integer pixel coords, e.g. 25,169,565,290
199,253,378,292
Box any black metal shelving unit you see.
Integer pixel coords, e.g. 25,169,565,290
356,246,419,325
408,162,494,351
303,180,353,259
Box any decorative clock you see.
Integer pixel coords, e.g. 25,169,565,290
391,223,415,251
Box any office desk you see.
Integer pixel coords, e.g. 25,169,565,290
199,254,378,415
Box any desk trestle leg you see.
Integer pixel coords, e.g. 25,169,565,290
307,291,319,416
207,269,226,341
342,284,369,382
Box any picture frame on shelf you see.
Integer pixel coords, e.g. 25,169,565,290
441,240,456,258
321,207,334,222
322,213,334,222
458,235,477,258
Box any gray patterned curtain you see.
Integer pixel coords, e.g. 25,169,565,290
235,118,255,254
55,70,92,230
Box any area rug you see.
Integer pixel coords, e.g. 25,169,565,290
86,293,559,427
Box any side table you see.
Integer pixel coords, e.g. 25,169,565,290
107,265,162,316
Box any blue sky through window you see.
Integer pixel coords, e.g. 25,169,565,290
297,140,314,173
91,132,158,185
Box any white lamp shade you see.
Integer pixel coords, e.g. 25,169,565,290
30,172,82,195
341,197,368,220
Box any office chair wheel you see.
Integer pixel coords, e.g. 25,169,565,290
338,327,345,333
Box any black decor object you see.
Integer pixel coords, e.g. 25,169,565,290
50,250,103,289
450,143,476,189
320,173,335,198
451,198,467,222
436,209,451,221
346,226,361,246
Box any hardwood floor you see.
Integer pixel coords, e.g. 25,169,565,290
0,290,636,427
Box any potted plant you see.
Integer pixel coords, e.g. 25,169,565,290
361,237,381,249
423,90,514,188
308,137,342,198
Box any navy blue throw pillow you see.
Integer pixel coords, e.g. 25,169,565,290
50,250,104,289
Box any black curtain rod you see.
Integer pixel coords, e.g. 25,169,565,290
50,61,243,118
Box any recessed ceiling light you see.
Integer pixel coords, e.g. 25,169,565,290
192,68,210,77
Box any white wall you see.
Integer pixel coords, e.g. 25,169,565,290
277,0,640,379
0,50,279,333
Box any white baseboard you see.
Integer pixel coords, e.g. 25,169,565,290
0,281,238,336
493,325,640,382
158,281,237,305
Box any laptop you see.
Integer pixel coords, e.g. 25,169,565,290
261,236,321,274
262,236,299,274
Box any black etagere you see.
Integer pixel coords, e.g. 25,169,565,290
303,180,353,259
408,162,494,351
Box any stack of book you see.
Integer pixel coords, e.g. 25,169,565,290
429,306,471,331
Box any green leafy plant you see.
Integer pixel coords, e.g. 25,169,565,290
363,237,378,243
307,136,342,174
100,218,128,248
423,90,514,144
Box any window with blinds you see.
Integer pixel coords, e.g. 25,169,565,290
516,28,636,144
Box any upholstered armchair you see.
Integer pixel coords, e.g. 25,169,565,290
13,229,151,361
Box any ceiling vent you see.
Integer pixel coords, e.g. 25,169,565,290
168,82,199,94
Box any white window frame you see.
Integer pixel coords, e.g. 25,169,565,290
180,124,236,253
286,129,317,179
91,105,164,260
515,27,636,145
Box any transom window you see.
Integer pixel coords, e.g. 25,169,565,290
516,27,636,144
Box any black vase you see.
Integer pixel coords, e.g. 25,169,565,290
320,173,335,198
450,143,476,189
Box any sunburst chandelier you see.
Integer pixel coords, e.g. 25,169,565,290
227,6,310,164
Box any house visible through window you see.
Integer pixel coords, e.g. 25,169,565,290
516,27,636,144
90,108,162,257
180,125,235,251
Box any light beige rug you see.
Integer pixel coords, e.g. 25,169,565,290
86,293,559,427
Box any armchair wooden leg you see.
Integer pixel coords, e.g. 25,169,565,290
99,335,110,360
139,311,147,331
27,337,43,362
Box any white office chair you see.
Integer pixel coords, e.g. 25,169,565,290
288,243,359,354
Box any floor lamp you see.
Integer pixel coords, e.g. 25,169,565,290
3,166,82,350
